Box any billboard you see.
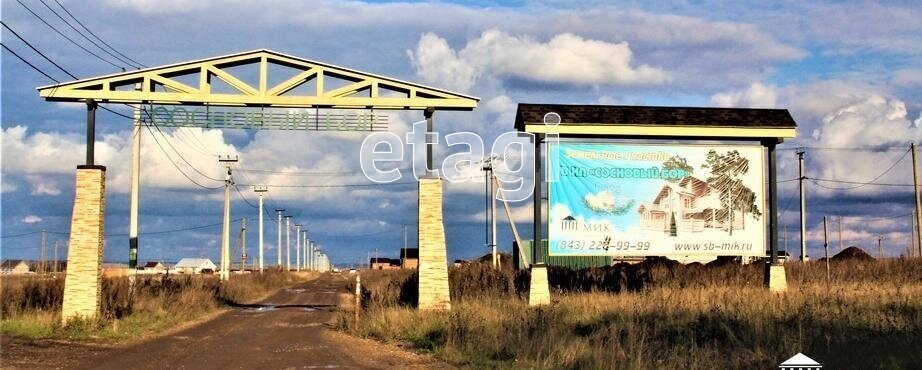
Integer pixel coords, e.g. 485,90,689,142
548,142,766,257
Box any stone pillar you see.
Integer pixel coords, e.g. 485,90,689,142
529,263,551,306
417,177,451,310
764,263,787,293
62,165,106,324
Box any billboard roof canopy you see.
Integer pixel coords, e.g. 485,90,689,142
515,104,796,139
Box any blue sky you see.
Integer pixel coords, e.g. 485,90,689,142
2,0,921,265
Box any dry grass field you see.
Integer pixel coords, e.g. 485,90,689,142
340,258,922,369
0,269,312,341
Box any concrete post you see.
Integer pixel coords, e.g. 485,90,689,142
285,216,291,271
417,178,451,310
276,209,284,267
61,165,106,324
128,99,141,270
295,224,302,272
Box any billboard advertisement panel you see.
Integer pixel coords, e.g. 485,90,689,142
548,142,766,257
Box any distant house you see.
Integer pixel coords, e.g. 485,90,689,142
636,176,743,233
370,257,401,270
141,261,167,274
400,248,419,269
173,258,216,274
1,260,31,274
453,259,469,267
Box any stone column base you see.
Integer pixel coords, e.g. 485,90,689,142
529,263,551,306
62,165,106,324
764,263,787,293
418,178,451,311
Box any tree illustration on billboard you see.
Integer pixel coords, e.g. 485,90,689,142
662,155,694,183
702,149,762,236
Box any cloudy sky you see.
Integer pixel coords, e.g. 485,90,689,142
2,0,921,265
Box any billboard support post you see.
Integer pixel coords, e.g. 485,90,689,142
529,133,551,306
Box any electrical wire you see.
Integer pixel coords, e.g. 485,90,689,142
0,42,60,81
1,21,78,79
15,0,125,69
50,0,147,68
233,184,259,209
143,123,223,189
36,0,140,68
235,181,417,188
1,219,239,241
806,149,911,190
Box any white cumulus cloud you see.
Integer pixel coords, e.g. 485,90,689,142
409,30,669,91
22,215,43,224
710,82,778,108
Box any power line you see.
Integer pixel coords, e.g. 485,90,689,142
806,149,911,190
235,181,418,188
0,230,42,239
1,21,78,79
0,42,60,82
143,110,222,181
1,25,137,122
233,184,259,209
15,0,124,69
1,219,240,242
143,123,223,189
36,0,140,68
50,0,147,68
810,178,914,188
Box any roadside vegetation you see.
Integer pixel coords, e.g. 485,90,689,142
340,256,922,369
1,269,312,341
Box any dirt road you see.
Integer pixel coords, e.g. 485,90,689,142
1,274,449,370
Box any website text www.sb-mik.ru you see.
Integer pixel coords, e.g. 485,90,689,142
674,241,754,251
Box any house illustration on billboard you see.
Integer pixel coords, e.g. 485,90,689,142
636,176,744,233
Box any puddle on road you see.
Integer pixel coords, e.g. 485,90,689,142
286,288,307,294
239,304,278,313
302,307,317,312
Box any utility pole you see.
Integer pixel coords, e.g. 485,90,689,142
878,235,884,260
295,224,302,272
285,215,292,271
254,186,267,272
219,155,238,281
823,216,830,282
912,142,922,259
275,209,284,267
240,217,247,272
53,240,59,274
302,231,308,270
128,93,141,271
483,161,498,269
40,229,46,275
795,149,807,262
